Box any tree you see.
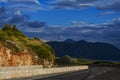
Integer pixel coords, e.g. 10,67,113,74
34,37,40,40
2,24,12,31
12,25,19,31
0,30,8,40
55,55,73,65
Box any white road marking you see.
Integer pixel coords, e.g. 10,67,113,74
87,75,95,79
98,72,102,75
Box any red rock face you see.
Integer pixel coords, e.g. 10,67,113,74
0,45,34,67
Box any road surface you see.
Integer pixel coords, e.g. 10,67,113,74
32,67,120,80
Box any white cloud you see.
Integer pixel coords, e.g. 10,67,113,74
14,11,21,15
2,0,41,6
98,12,114,16
0,0,7,2
0,0,41,11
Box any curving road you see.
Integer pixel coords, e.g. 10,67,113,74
32,67,120,80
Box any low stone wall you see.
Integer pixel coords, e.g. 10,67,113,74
0,65,88,79
0,65,43,71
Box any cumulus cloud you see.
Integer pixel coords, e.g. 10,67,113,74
0,11,47,29
0,6,27,27
0,0,45,29
8,13,29,25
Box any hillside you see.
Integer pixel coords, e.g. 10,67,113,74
47,39,120,60
0,24,55,67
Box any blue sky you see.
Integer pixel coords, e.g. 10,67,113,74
0,0,120,48
29,7,118,25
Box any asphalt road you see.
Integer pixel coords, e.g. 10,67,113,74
33,67,120,80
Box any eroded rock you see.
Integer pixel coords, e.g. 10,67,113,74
0,45,34,67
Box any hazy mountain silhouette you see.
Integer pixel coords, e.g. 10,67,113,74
47,39,120,60
63,38,76,43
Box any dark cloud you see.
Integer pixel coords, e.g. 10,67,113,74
76,0,99,3
0,1,45,29
50,0,120,12
1,12,47,29
26,21,47,28
6,4,41,12
97,1,120,12
50,0,98,9
0,8,47,30
107,18,120,30
0,0,41,26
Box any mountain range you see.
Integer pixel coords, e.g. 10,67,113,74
47,39,120,60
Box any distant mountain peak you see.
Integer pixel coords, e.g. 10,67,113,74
63,38,76,43
78,40,87,43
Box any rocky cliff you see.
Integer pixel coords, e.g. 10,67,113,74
0,45,34,66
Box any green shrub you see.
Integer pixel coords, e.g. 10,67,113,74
28,44,54,61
